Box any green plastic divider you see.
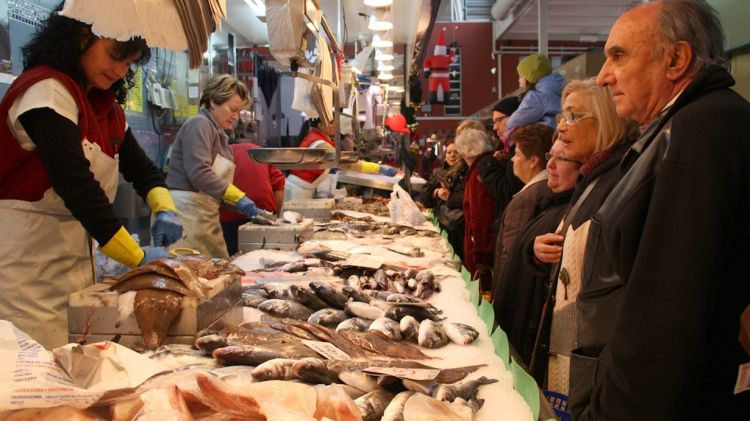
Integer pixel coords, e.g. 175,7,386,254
491,326,510,365
468,280,480,305
510,358,540,420
460,266,471,284
477,299,495,334
440,229,449,239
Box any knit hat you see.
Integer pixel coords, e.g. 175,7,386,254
517,53,552,84
492,96,520,116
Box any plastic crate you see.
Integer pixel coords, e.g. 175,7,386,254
543,390,572,421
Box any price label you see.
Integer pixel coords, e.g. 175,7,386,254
363,366,440,381
302,340,351,360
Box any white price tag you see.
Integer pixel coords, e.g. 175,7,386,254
363,366,440,381
302,340,351,360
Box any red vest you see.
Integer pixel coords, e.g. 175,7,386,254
289,128,335,183
0,66,126,201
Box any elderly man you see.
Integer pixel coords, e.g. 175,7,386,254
573,1,750,419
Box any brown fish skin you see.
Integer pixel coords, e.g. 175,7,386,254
178,256,245,278
149,259,212,300
338,330,432,360
134,289,183,350
111,264,177,288
212,344,319,366
114,273,194,296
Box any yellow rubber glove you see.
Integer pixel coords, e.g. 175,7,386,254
145,187,177,213
223,183,246,205
348,160,381,173
99,226,144,268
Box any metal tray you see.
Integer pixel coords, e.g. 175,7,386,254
248,147,327,164
325,150,359,164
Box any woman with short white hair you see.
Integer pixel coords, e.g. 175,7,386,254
455,128,496,291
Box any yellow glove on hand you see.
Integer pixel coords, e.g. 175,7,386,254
146,187,177,213
99,226,144,268
223,183,246,205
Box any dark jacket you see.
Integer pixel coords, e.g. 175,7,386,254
493,188,573,370
575,66,750,420
492,174,550,292
464,151,498,289
420,161,467,258
476,152,525,230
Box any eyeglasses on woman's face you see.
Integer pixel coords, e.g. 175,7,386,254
545,152,582,166
555,111,595,125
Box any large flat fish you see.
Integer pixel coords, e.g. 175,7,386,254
149,259,212,301
114,273,193,296
134,289,182,350
337,330,432,360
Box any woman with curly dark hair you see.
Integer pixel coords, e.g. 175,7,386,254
0,3,183,348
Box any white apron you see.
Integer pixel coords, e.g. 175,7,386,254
168,154,235,259
285,171,330,200
0,140,119,349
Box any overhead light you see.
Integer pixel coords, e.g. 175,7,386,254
377,62,394,71
375,48,394,61
378,72,394,80
371,34,393,48
364,0,393,7
244,0,265,17
387,85,404,92
368,10,392,31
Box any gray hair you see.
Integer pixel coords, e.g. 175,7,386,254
455,128,493,159
628,1,728,76
200,74,250,108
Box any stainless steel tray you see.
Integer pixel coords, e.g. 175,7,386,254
248,147,327,164
325,150,359,164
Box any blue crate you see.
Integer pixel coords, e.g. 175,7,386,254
543,390,572,421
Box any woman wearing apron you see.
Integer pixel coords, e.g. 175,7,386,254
0,5,183,349
165,75,254,259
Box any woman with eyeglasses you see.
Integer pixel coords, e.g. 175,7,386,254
529,78,639,400
492,139,581,375
490,124,554,296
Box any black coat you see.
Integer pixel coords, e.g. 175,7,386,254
476,152,525,230
576,66,750,420
493,188,572,372
420,162,467,258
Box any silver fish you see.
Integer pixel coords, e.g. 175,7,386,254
386,293,420,303
251,358,297,381
308,308,349,327
336,317,372,333
402,378,437,395
345,300,385,320
278,261,307,273
418,319,449,349
355,389,394,421
262,283,294,300
310,281,348,309
282,210,304,224
292,357,339,384
443,323,480,345
399,316,420,341
341,286,372,303
289,285,329,310
373,269,388,289
369,317,402,341
432,376,498,402
382,390,415,421
346,274,363,289
258,299,314,320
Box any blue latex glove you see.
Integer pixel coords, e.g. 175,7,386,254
151,210,183,247
139,246,172,266
379,166,397,177
236,195,258,218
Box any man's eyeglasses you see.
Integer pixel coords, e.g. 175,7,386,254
555,111,594,125
545,152,582,166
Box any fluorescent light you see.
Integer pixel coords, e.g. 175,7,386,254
387,85,404,92
368,9,392,31
377,62,394,71
244,0,265,17
378,72,394,80
364,0,393,7
375,49,394,61
371,34,393,48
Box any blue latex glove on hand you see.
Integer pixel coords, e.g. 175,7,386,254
139,246,172,266
151,210,183,247
379,166,397,177
236,196,258,218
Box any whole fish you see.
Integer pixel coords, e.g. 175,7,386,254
369,317,402,341
386,294,420,304
252,358,297,381
134,289,182,350
282,210,304,224
258,299,314,320
338,370,379,393
432,376,498,402
345,300,385,320
338,330,432,360
418,319,449,349
399,316,419,342
341,286,372,303
194,334,230,356
310,281,348,309
308,308,349,327
355,389,394,421
443,323,480,345
262,283,294,300
385,305,443,322
336,317,372,333
289,285,330,310
382,390,415,421
292,357,339,384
